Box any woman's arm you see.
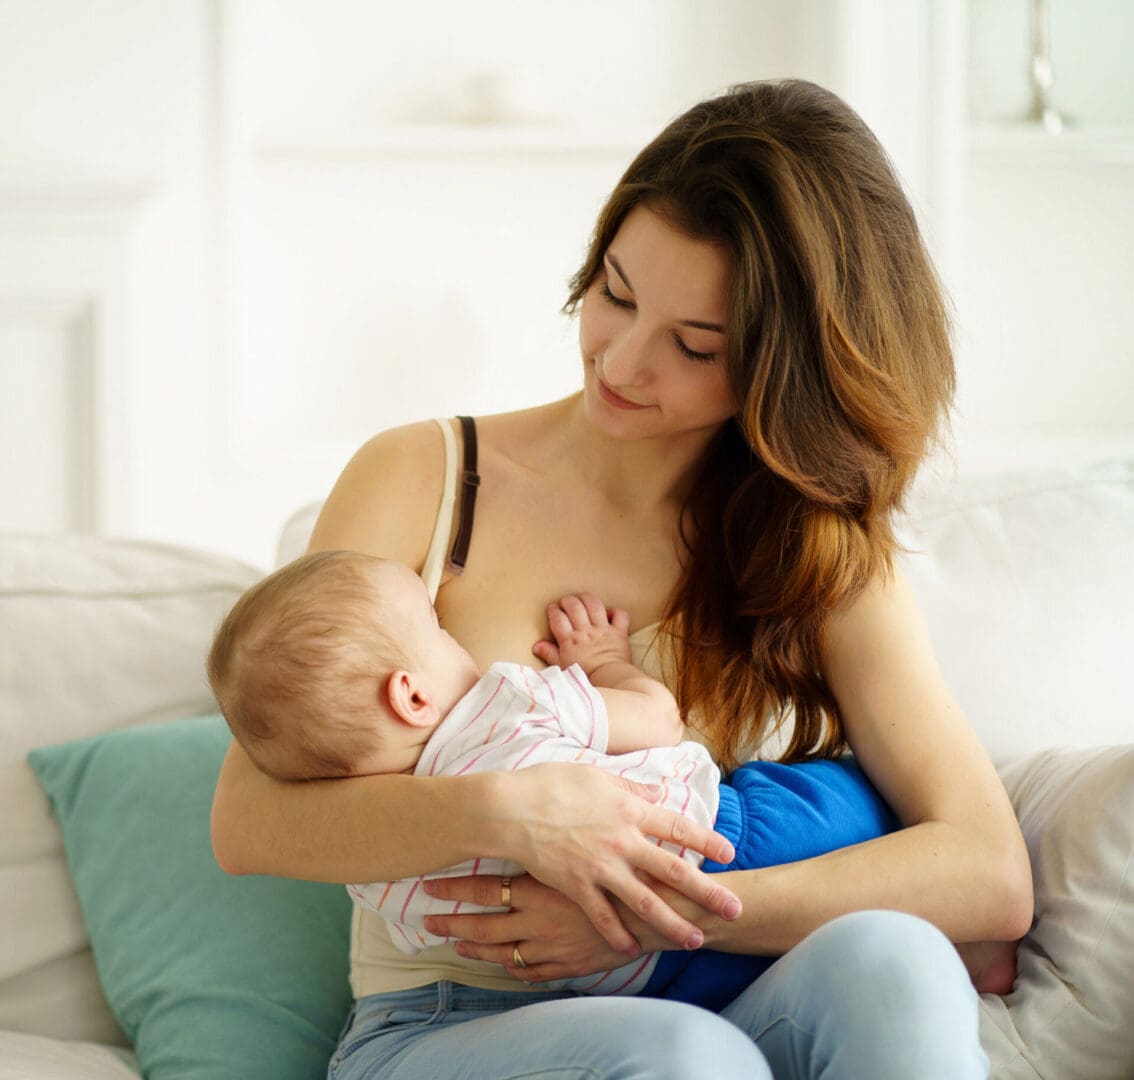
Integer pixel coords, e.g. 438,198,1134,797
431,567,1033,979
212,739,734,954
212,420,450,880
630,567,1033,956
210,422,740,950
212,740,494,881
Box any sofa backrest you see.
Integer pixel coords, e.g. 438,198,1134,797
6,459,1130,1043
279,460,1134,764
1,536,262,1043
897,459,1134,763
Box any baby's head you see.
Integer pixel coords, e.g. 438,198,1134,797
207,550,479,781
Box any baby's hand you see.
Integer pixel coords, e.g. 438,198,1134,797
532,594,631,675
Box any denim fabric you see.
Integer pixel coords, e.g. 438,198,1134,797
329,911,987,1080
721,911,989,1080
329,982,767,1079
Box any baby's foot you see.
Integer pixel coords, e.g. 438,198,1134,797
956,939,1019,996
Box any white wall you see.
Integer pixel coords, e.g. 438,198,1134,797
955,0,1134,470
2,1,1131,567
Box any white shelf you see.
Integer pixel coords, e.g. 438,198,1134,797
967,124,1134,166
254,124,655,164
0,182,157,215
941,426,1134,476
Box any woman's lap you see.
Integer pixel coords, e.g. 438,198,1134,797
331,911,987,1080
329,982,768,1080
725,911,989,1079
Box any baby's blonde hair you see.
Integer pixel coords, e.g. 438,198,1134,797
207,550,409,780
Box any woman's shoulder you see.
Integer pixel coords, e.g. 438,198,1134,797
308,419,450,566
824,564,918,648
473,396,579,462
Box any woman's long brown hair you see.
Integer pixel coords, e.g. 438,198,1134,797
565,80,954,770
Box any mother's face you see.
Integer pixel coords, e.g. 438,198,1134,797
578,204,736,443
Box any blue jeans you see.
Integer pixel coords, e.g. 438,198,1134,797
328,910,988,1079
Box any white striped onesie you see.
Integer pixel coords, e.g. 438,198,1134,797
347,661,720,996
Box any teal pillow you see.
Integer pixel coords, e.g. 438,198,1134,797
28,714,352,1080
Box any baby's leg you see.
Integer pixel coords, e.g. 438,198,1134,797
955,939,1019,995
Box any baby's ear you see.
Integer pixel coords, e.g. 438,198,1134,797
385,671,440,728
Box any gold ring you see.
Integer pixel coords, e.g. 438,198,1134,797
512,944,527,969
500,877,512,908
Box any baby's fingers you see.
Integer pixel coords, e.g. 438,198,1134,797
576,593,609,626
532,639,561,666
557,594,590,630
546,604,573,644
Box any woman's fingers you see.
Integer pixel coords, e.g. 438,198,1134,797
424,909,518,946
448,939,529,967
423,872,516,912
425,872,643,968
629,839,741,922
500,765,739,952
625,778,737,865
566,884,641,955
599,867,707,950
429,898,634,959
421,873,635,954
445,939,583,984
452,941,609,985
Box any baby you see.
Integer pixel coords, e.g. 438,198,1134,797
208,549,722,996
208,550,1017,1005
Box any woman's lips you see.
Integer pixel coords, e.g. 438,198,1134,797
597,379,650,410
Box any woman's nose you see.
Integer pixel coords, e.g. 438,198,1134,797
601,324,653,386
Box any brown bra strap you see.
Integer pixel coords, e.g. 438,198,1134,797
449,415,480,571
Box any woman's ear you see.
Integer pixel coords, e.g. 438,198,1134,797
385,670,441,728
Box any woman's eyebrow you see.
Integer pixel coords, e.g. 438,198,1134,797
606,252,635,292
605,252,725,334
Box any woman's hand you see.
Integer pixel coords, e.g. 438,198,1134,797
424,874,643,982
475,762,740,954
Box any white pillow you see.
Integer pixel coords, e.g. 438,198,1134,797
980,746,1134,1080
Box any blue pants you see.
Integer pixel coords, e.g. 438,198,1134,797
647,758,900,1010
329,911,988,1079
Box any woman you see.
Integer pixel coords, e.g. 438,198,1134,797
211,79,1032,1078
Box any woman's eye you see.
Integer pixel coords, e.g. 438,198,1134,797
599,279,716,363
600,283,634,310
673,336,717,364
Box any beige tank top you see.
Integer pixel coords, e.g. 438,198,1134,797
348,418,671,999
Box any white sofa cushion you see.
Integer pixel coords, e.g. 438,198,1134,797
0,1032,138,1080
1,536,262,1044
277,461,1134,1080
897,460,1134,761
283,459,1134,762
979,745,1134,1080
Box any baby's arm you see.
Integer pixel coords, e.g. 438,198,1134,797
532,594,684,753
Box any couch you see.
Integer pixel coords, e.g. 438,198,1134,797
3,460,1132,1079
